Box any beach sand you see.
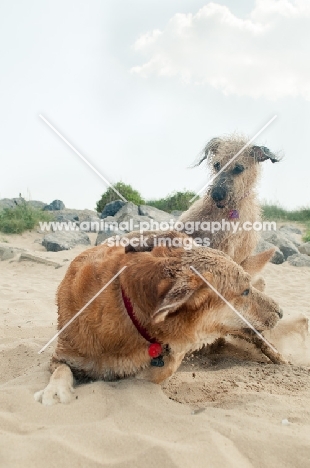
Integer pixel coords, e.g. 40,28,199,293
0,231,310,467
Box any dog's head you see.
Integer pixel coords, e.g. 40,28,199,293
123,243,282,340
195,135,280,208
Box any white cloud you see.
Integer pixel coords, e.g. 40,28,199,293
131,0,310,100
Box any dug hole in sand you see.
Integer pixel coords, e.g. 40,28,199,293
0,231,309,468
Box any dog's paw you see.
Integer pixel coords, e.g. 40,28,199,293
34,381,75,405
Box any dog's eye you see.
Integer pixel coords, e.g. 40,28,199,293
241,289,250,296
213,162,221,171
233,164,244,174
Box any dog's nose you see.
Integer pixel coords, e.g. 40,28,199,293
211,186,227,202
277,308,283,319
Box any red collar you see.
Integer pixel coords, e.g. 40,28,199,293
121,288,163,359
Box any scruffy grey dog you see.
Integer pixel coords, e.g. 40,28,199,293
179,135,280,266
178,135,284,362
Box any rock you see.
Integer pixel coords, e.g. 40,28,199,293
79,215,101,232
255,239,284,264
138,205,173,223
27,200,46,210
0,246,17,261
98,203,177,234
114,202,139,220
0,198,15,211
48,209,98,224
287,253,310,267
97,215,130,233
95,229,125,246
113,203,164,232
0,197,25,211
75,210,99,223
11,197,26,206
54,213,79,223
43,200,65,211
95,214,129,244
99,215,122,227
299,242,310,256
95,215,153,245
278,225,302,246
100,200,126,219
117,214,153,232
171,210,184,218
95,205,154,243
42,232,90,251
19,253,62,268
279,225,302,235
0,198,47,211
261,231,299,260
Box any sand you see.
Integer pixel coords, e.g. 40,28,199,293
0,230,310,467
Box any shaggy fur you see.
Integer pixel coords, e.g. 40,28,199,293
179,135,280,264
35,238,283,405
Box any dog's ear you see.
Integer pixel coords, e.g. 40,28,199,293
152,271,213,323
250,146,279,163
125,242,153,253
240,248,275,276
195,137,222,166
125,232,192,254
124,234,156,253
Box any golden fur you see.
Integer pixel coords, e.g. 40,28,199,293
35,238,283,405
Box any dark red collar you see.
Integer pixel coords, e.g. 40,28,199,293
121,288,163,359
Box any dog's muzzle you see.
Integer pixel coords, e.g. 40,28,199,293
211,186,227,208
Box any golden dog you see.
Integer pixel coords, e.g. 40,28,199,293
35,236,283,405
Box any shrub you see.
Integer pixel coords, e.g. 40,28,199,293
0,202,54,234
96,182,144,213
303,223,310,242
147,190,197,213
262,204,310,222
261,204,289,220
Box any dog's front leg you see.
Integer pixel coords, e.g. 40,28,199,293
34,362,75,405
250,335,288,364
229,331,287,364
136,352,185,384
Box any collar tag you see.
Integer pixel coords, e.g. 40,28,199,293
148,343,162,358
150,356,165,367
229,209,239,219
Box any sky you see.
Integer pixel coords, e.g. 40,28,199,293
1,0,309,210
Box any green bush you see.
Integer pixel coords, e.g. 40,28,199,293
147,190,197,213
0,203,53,234
96,182,144,213
262,204,310,222
303,223,310,242
261,204,289,220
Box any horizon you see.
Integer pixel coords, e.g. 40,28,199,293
2,191,310,213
